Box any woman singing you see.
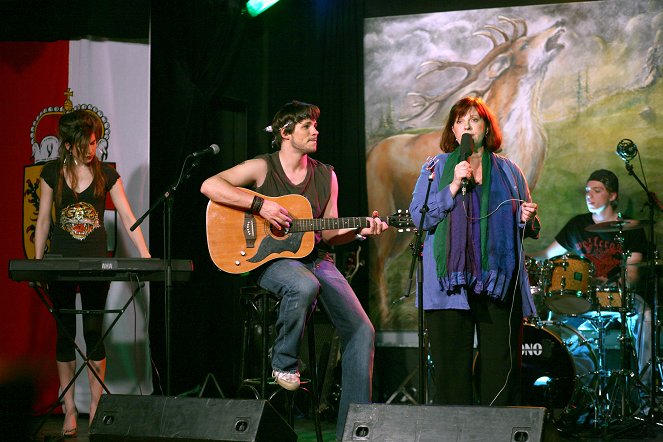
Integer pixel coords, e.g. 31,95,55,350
408,96,540,406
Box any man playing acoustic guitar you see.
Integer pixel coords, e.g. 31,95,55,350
200,100,389,441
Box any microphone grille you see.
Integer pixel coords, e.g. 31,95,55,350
210,144,221,154
616,139,637,161
459,133,474,160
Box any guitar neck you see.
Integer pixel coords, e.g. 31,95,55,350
290,217,386,233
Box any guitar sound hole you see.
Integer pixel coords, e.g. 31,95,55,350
270,224,288,238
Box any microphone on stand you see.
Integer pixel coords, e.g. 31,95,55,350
616,139,662,212
616,139,637,162
191,144,221,158
459,133,474,196
425,156,439,181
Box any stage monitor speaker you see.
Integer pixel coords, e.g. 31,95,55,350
89,395,296,442
342,403,555,442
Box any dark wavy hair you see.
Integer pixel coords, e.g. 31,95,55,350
56,109,105,205
270,100,320,148
439,96,502,153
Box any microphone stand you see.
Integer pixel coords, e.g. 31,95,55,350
622,159,661,428
402,168,435,405
131,154,202,396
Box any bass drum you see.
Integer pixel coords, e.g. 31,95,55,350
521,322,597,409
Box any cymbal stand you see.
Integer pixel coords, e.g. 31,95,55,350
561,308,615,431
621,148,662,429
600,225,647,433
643,250,663,420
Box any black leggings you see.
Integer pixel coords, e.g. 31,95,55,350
49,281,110,362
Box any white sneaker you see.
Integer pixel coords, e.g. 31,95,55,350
272,369,300,391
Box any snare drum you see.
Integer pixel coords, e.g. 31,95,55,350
594,287,622,311
543,255,594,315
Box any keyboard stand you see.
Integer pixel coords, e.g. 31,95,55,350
28,274,145,437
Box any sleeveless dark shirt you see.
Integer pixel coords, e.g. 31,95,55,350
254,151,333,246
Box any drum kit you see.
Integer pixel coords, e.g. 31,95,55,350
522,219,658,435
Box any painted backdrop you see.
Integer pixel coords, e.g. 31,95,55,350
364,0,663,330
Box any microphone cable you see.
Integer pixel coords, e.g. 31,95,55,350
461,195,531,406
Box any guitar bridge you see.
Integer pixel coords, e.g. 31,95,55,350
243,212,257,248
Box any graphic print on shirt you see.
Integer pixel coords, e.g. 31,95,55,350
60,201,101,240
575,236,622,279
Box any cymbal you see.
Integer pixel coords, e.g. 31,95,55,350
585,219,649,233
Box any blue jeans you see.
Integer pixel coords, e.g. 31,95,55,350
257,254,375,440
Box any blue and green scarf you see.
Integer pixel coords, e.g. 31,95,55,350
433,149,517,298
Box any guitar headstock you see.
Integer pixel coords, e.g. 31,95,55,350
387,209,414,232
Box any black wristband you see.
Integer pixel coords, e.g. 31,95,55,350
251,196,264,214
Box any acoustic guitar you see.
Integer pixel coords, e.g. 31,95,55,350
206,188,413,274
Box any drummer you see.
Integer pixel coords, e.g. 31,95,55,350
529,169,650,382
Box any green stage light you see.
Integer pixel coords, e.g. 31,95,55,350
246,0,280,17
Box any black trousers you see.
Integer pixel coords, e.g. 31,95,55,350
426,294,523,406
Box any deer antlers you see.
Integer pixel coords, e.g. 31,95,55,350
401,16,528,122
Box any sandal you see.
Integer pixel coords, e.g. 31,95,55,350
62,407,78,438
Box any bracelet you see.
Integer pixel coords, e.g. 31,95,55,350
250,195,264,214
355,226,366,241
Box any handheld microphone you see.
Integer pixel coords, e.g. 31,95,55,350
616,139,637,162
192,144,221,158
459,133,474,196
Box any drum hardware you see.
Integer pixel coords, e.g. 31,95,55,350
558,220,649,435
638,249,663,425
617,141,662,432
601,232,648,426
627,259,662,268
525,256,551,321
551,311,643,433
543,221,649,435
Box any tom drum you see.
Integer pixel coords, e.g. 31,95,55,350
543,255,594,315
